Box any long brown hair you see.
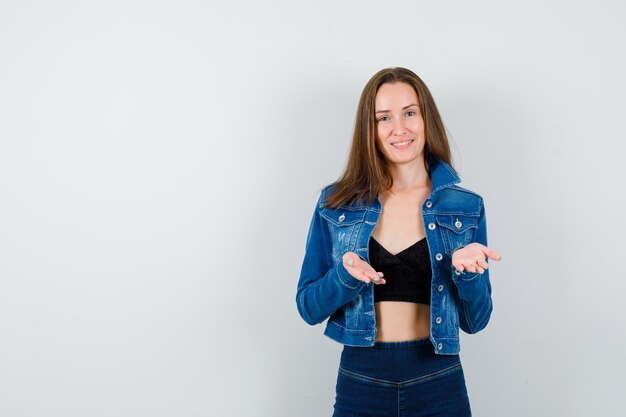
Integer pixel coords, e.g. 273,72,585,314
324,67,456,209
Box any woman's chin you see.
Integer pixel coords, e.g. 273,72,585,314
386,152,424,166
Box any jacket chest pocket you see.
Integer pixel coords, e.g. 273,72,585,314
321,208,366,261
435,214,478,255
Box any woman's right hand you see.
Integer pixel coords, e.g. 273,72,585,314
342,252,386,284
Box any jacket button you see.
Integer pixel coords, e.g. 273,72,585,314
454,268,462,275
425,201,432,208
338,214,345,222
435,253,443,261
454,219,462,229
437,284,444,292
436,316,442,324
437,343,443,350
428,222,436,230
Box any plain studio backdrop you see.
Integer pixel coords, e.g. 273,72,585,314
1,1,625,416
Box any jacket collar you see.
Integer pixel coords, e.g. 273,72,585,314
428,156,461,194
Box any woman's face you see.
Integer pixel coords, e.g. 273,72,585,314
374,82,426,166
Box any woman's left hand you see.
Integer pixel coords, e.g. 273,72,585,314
451,243,501,275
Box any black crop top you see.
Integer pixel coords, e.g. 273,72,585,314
369,236,432,304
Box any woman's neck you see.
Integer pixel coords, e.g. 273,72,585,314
387,157,431,193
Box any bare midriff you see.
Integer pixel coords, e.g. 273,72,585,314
374,301,431,342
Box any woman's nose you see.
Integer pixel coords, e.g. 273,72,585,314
393,120,406,135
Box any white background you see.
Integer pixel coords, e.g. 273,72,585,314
1,1,625,416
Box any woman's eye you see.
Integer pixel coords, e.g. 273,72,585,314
406,111,416,117
377,116,390,122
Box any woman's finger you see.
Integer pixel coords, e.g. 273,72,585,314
365,269,386,284
486,248,502,261
476,257,489,270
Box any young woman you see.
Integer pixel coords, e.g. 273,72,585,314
296,67,501,416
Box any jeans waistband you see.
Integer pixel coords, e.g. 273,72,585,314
340,337,460,383
371,337,433,348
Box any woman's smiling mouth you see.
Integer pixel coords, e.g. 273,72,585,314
391,139,414,149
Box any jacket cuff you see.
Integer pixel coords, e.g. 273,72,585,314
452,268,481,282
451,270,488,298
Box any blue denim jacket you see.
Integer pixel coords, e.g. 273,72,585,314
295,157,493,355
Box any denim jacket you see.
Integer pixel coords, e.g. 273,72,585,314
295,157,493,355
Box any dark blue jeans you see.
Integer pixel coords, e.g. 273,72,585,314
332,338,472,417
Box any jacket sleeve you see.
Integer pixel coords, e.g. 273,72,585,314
295,191,368,325
451,198,493,334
